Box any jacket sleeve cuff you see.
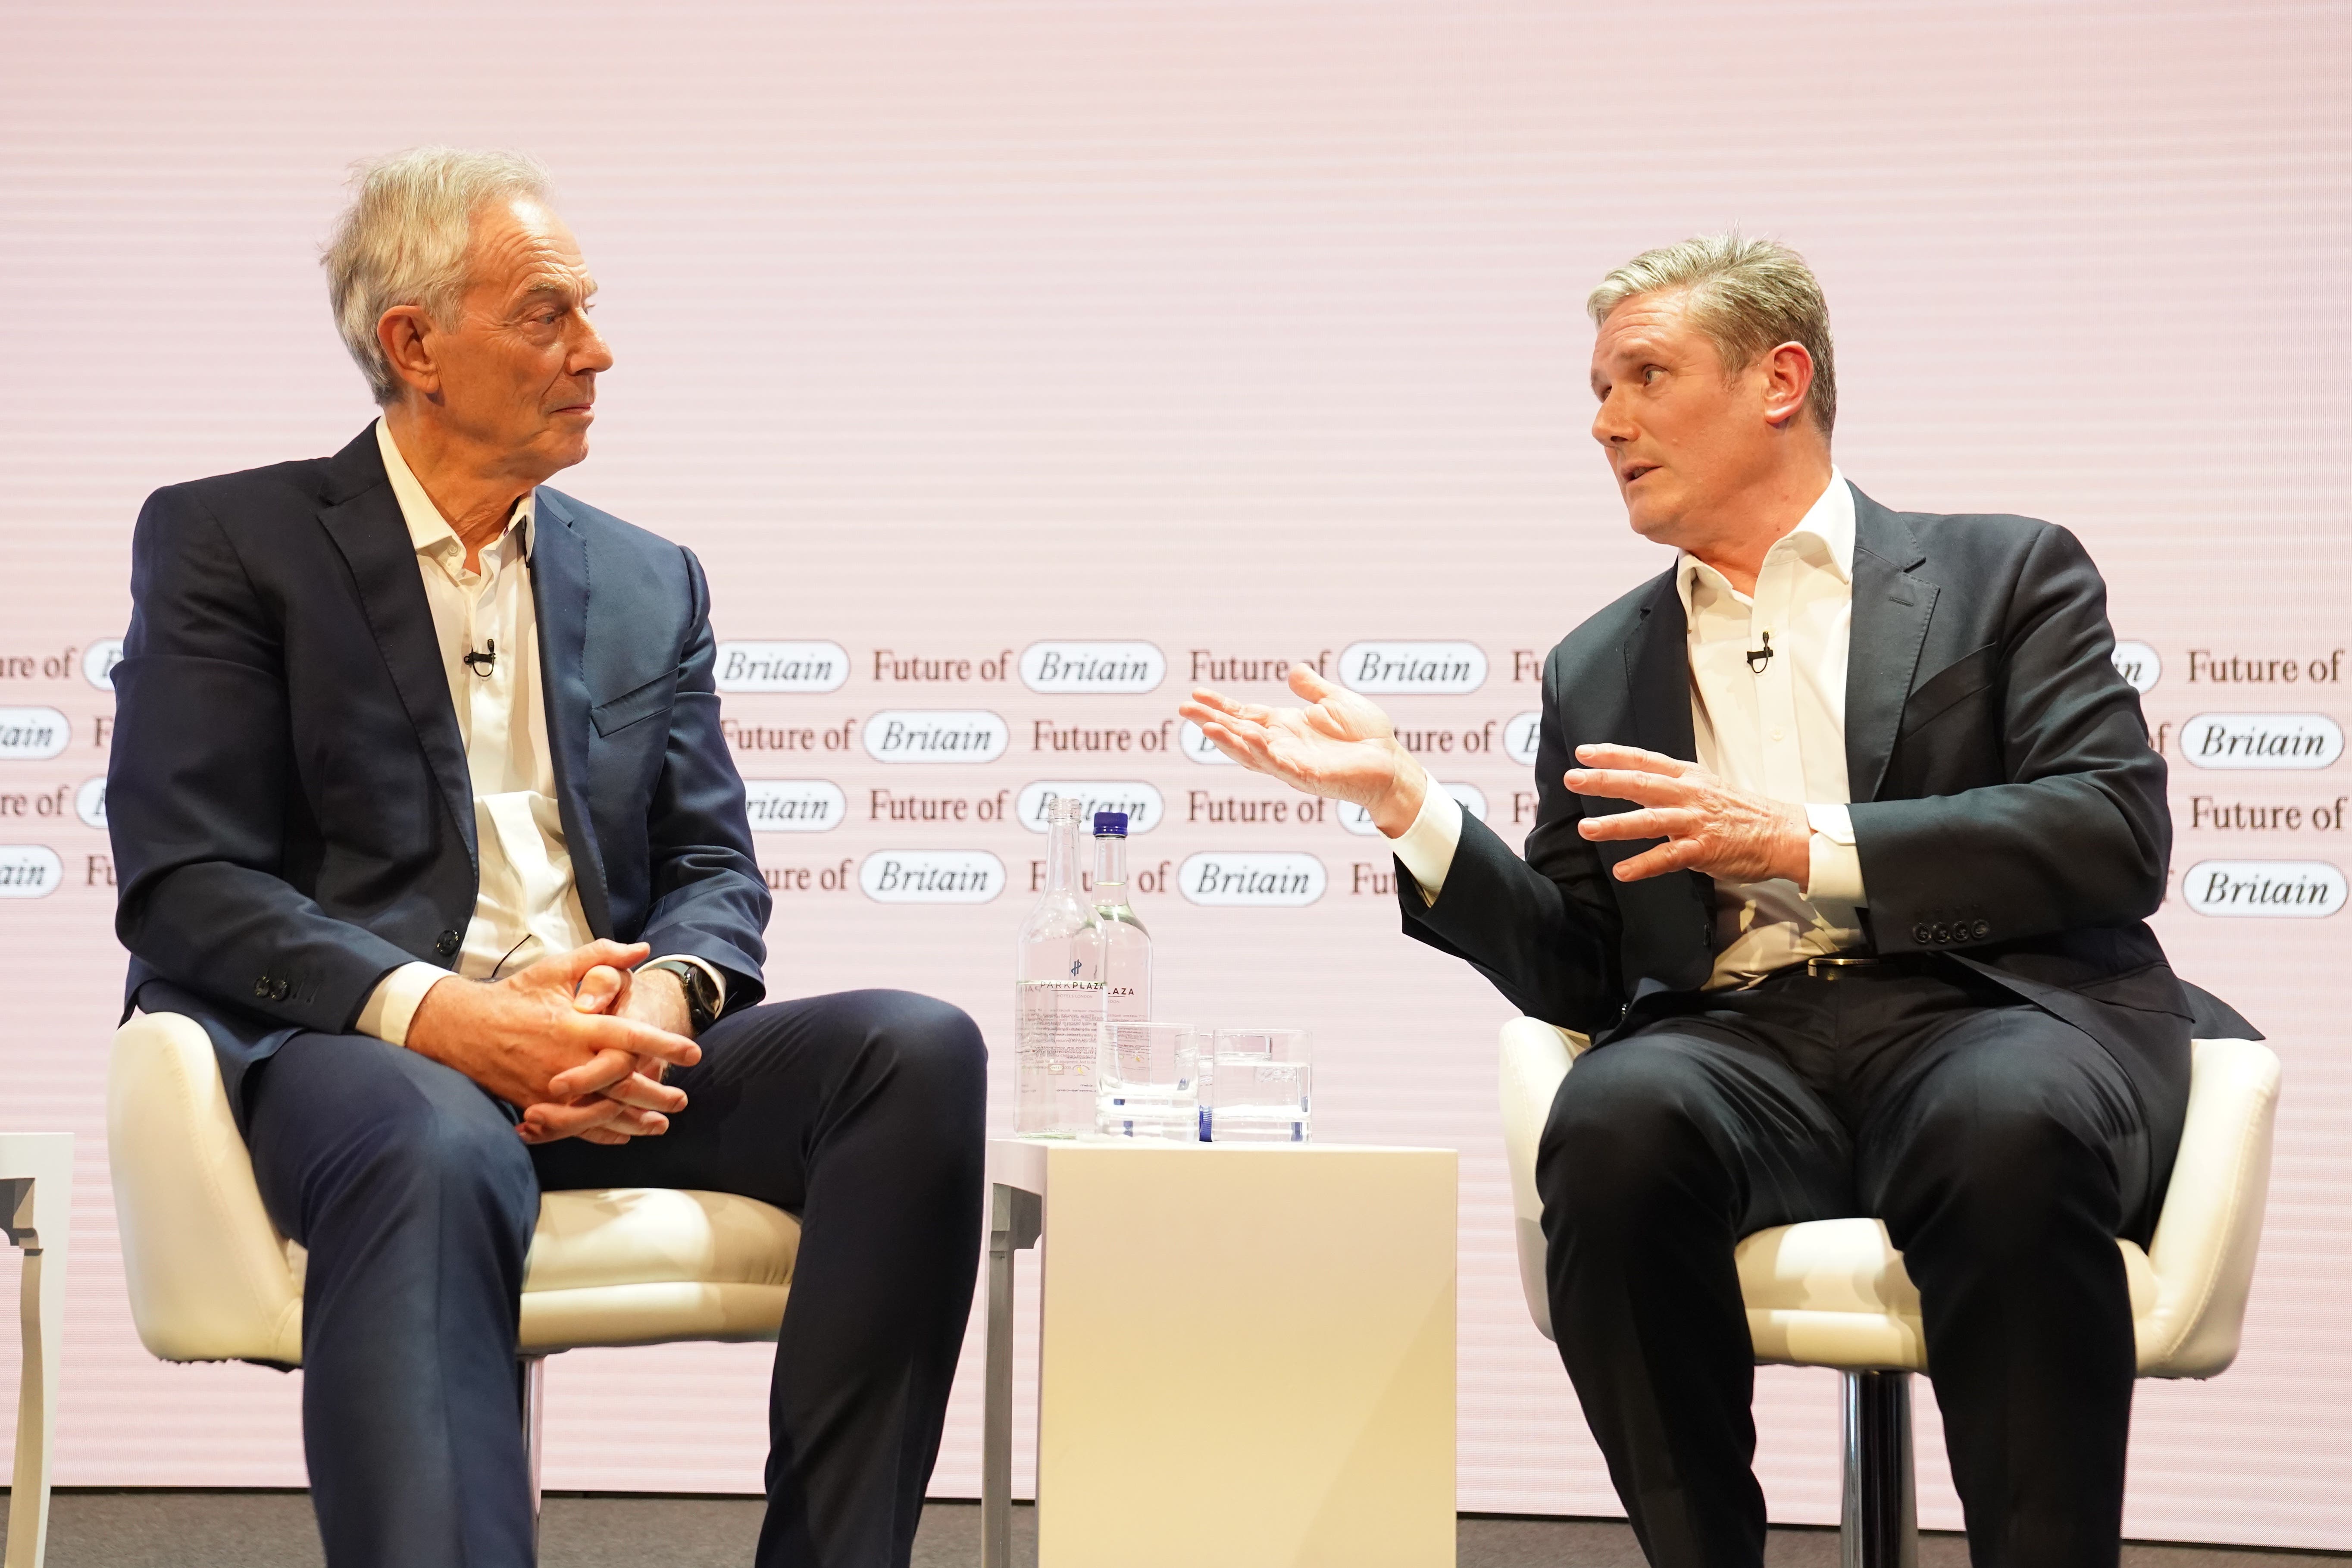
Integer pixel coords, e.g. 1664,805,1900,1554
1805,802,1867,905
1387,786,1464,907
650,954,729,1020
356,962,452,1048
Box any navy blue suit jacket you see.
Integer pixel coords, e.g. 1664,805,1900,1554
109,426,771,1125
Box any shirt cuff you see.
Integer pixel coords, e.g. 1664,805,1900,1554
1386,786,1464,907
356,962,452,1048
650,954,728,1020
1805,803,1867,905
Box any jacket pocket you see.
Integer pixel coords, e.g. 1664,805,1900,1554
1898,642,2000,738
590,671,676,738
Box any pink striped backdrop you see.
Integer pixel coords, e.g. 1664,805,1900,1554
0,0,2344,1546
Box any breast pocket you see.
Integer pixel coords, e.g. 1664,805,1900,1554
1898,642,2000,739
590,671,676,739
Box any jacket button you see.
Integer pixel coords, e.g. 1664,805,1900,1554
1932,923,1951,944
253,976,271,999
1972,919,1991,940
1911,923,1933,945
271,977,292,1002
435,930,461,958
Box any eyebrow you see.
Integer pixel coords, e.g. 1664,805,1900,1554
516,270,597,306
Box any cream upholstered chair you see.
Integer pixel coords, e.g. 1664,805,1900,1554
106,1011,801,1510
1498,1017,2280,1568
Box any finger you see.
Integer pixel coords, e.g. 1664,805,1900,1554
597,1070,688,1114
577,1013,704,1068
1182,689,1245,720
572,964,627,1013
547,1045,636,1101
1564,767,1689,805
575,1126,633,1146
1195,720,1281,774
520,1095,629,1140
1576,808,1695,842
1286,664,1342,703
552,939,652,983
1573,743,1690,777
1612,840,1699,882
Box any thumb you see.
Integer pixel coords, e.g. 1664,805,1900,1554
1288,663,1338,703
555,939,650,983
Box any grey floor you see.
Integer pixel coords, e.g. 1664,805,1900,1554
0,1493,2339,1568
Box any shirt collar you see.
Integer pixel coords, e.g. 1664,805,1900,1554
1676,467,1852,617
373,416,533,564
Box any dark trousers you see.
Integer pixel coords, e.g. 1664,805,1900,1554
1539,961,2158,1568
244,989,987,1568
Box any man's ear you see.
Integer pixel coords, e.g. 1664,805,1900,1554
1759,341,1815,429
376,304,442,401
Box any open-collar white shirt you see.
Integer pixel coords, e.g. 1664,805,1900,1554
355,418,719,1045
1388,469,1869,992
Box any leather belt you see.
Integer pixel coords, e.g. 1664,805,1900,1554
1805,955,1881,981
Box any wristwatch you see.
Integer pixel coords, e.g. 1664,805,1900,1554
641,958,721,1035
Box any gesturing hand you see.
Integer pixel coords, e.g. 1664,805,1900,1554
1178,664,1429,836
402,940,700,1145
1566,744,1811,886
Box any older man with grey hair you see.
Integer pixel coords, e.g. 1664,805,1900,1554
107,147,987,1568
1187,235,2253,1568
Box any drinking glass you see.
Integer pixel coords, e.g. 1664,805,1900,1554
1204,1028,1312,1143
1095,1021,1204,1142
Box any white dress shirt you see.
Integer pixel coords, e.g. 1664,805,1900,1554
354,419,720,1045
1389,471,1869,990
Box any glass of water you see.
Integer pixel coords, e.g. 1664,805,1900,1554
1204,1028,1312,1143
1095,1021,1205,1142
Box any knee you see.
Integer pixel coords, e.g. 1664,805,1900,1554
861,991,988,1132
1537,1053,1719,1231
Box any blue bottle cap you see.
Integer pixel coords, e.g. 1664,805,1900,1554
1093,811,1129,836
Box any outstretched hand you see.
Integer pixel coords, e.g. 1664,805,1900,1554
1178,664,1429,836
403,940,701,1146
1566,744,1811,886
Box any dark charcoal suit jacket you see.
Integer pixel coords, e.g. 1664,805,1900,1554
1399,488,2253,1231
108,426,772,1126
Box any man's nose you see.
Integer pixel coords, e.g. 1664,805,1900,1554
1591,395,1632,446
572,316,615,375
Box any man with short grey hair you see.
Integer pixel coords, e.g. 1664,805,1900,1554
1187,235,2252,1568
109,147,986,1568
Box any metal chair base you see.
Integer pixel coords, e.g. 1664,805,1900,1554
1842,1370,1918,1568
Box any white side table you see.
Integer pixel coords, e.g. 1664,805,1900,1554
0,1134,69,1568
982,1138,1456,1568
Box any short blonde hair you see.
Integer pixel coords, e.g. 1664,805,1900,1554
321,147,554,404
1587,235,1836,436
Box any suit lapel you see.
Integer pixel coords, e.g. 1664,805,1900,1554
1845,489,1938,802
527,490,615,938
316,429,477,868
1624,570,1697,763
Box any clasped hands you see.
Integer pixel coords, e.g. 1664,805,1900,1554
404,940,702,1145
1179,664,1811,889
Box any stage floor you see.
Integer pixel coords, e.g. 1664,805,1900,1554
0,1494,2336,1567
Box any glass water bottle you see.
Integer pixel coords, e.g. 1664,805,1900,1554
1014,796,1106,1136
1091,811,1151,1022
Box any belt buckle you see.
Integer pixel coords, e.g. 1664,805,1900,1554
1805,955,1880,982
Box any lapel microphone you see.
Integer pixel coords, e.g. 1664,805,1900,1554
463,639,497,676
1745,630,1774,674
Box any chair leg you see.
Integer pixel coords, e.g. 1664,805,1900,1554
1841,1370,1918,1568
520,1354,547,1552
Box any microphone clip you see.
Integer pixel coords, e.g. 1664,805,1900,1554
463,639,497,677
1745,631,1774,674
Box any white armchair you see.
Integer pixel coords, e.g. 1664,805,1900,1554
1497,1017,2280,1568
105,1012,801,1513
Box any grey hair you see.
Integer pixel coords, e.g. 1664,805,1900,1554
1587,234,1836,437
321,147,554,405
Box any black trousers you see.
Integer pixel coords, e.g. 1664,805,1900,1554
1538,960,2158,1568
244,989,988,1568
